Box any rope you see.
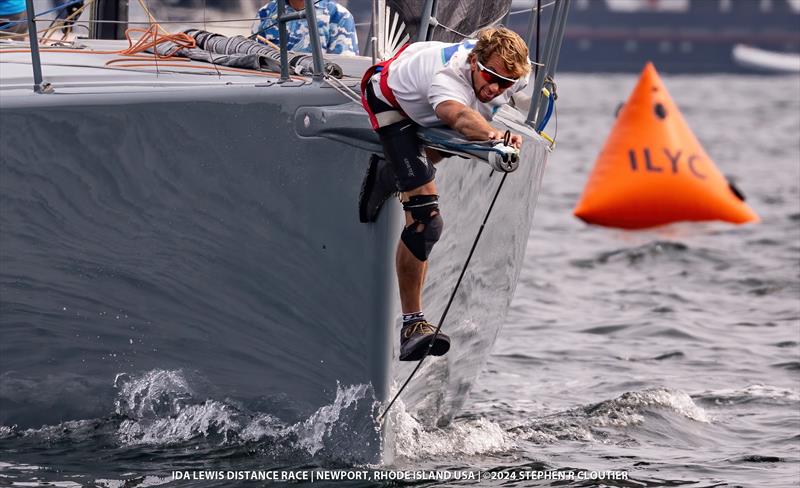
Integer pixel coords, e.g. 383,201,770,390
1,17,305,81
549,91,558,149
16,18,259,25
508,0,557,16
0,56,288,79
535,77,556,132
43,0,92,42
108,25,196,57
0,2,558,30
535,0,541,77
323,74,360,102
378,130,513,422
203,0,222,79
0,0,90,39
0,0,85,28
532,4,557,149
427,17,468,40
422,2,559,41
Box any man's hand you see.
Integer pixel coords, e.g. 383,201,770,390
487,131,523,149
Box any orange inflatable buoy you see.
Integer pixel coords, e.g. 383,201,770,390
573,62,759,229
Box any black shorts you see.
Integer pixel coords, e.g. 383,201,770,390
364,81,436,192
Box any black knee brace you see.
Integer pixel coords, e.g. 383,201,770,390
401,195,443,262
377,121,436,192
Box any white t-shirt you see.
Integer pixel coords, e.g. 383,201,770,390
370,40,529,127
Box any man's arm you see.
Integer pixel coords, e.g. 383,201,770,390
435,100,522,148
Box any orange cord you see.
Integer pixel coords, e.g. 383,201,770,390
1,24,195,58
116,24,196,57
0,22,306,81
104,56,190,64
104,61,288,78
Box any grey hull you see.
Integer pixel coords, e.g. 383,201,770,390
0,46,548,462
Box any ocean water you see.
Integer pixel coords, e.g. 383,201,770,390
1,73,798,487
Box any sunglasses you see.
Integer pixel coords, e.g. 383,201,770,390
476,60,518,89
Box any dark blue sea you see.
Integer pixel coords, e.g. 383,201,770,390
1,73,798,487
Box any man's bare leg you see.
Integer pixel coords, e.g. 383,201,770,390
396,172,450,361
397,180,438,313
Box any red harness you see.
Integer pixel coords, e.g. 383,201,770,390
360,43,411,130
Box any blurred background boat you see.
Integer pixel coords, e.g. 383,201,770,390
507,0,800,73
732,43,800,73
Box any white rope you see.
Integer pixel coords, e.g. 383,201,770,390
508,0,557,16
428,17,468,39
31,18,258,25
323,74,360,103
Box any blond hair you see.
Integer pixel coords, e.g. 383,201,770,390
470,27,531,79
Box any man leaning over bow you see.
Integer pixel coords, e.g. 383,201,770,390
360,27,531,361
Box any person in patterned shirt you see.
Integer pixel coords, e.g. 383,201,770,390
252,0,359,56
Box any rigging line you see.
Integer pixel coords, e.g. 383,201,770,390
508,0,556,16
203,0,222,79
323,75,360,103
536,0,541,77
38,18,258,25
0,0,85,26
378,137,513,422
0,21,75,39
1,56,289,78
141,0,159,76
429,18,467,39
44,0,92,39
1,25,88,43
552,93,558,145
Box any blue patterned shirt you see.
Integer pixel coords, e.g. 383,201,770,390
252,0,359,56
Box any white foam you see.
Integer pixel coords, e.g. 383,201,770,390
513,418,598,443
0,425,15,439
114,370,193,419
94,476,172,488
291,382,374,456
0,462,41,472
238,413,285,442
589,388,710,426
508,388,712,446
703,384,800,404
135,476,173,487
111,370,379,459
21,420,100,440
117,399,240,445
94,480,126,488
12,483,81,487
391,401,514,459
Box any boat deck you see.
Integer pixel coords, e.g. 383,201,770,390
0,38,371,98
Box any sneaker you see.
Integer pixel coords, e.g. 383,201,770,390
359,154,398,223
399,321,451,361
